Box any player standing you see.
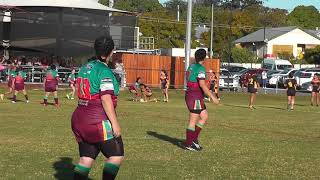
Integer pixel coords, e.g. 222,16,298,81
184,49,219,151
284,73,297,111
310,74,320,106
247,74,259,109
0,65,16,100
160,70,169,102
71,36,124,180
66,69,76,100
42,64,60,107
11,67,29,103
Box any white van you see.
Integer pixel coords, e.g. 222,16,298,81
262,59,293,71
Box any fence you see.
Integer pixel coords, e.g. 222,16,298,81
113,53,220,89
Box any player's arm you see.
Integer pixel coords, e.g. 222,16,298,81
101,94,121,137
199,79,219,104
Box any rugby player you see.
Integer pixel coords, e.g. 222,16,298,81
128,77,142,101
247,74,259,109
71,36,124,180
184,49,219,151
66,69,76,100
42,64,60,107
284,73,297,111
160,70,169,102
310,74,320,106
0,65,16,100
11,67,29,103
139,83,157,102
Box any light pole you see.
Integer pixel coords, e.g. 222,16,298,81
184,0,193,89
210,4,214,58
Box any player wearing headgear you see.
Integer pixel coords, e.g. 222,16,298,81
0,65,16,100
66,69,76,100
183,49,219,151
71,36,124,180
310,74,320,106
11,67,29,103
284,73,297,111
160,70,169,102
42,64,60,106
247,74,259,109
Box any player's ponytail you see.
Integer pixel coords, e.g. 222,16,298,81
94,36,115,61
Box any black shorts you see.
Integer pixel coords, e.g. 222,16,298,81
78,136,124,159
248,87,257,93
312,86,319,93
287,89,296,96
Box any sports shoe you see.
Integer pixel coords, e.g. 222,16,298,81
66,94,70,99
70,97,74,100
11,101,16,103
0,94,4,100
193,140,203,150
183,143,201,151
26,100,30,103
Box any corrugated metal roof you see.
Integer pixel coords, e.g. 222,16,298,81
0,0,128,13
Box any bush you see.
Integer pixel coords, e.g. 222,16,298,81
305,45,320,64
231,47,257,63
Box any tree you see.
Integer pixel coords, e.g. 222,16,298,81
100,0,163,12
288,6,320,29
231,47,256,63
305,46,320,64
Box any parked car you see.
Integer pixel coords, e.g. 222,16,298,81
240,68,267,87
300,81,312,92
269,68,298,87
224,66,247,76
262,59,293,71
295,69,320,88
219,69,240,91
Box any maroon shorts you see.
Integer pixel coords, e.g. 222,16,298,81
185,91,206,114
15,83,25,91
71,99,114,143
8,79,12,88
45,82,57,92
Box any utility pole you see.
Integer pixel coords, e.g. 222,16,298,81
184,0,193,89
177,5,180,22
2,10,11,60
210,4,214,58
109,0,114,17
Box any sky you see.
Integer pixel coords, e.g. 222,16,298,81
159,0,320,11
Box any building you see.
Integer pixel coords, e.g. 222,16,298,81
235,26,320,59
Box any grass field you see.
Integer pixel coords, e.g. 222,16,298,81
0,88,319,180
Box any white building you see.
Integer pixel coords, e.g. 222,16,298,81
235,26,320,59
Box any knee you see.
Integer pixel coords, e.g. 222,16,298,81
79,157,95,168
107,156,124,166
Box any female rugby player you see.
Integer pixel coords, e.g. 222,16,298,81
71,36,124,180
66,69,76,100
310,74,320,106
184,49,219,151
284,73,297,111
160,70,169,102
42,64,60,107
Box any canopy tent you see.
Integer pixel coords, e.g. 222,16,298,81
0,0,128,13
0,0,135,59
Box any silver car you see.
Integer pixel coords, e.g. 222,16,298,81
219,69,240,91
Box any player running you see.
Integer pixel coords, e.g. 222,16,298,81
42,64,60,107
183,49,219,151
11,67,29,103
0,65,16,100
247,74,259,109
284,73,297,111
71,36,124,180
66,69,76,100
160,70,169,102
310,74,320,106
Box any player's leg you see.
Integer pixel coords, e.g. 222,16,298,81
165,88,169,102
43,92,50,105
12,90,18,103
100,137,124,180
311,92,315,106
185,112,199,148
249,93,253,108
291,96,295,110
53,91,59,106
287,96,291,110
316,92,319,106
74,142,99,180
193,110,208,149
71,84,75,99
22,89,29,103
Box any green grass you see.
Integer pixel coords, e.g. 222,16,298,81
0,88,319,179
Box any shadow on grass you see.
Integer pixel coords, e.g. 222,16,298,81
256,105,286,111
224,104,286,111
53,157,93,180
223,104,249,109
146,131,185,149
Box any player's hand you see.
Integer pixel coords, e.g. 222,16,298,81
112,122,121,137
211,96,220,105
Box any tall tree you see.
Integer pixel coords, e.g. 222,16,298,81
288,6,320,29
